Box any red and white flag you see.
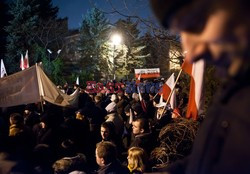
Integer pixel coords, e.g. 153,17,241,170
24,50,29,69
137,85,147,113
182,59,205,120
136,73,141,84
20,54,24,70
1,59,7,78
136,72,147,113
134,68,160,79
76,76,79,85
159,73,176,109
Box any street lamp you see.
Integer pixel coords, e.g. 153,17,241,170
111,34,122,46
47,49,52,62
46,48,62,75
110,33,122,80
47,49,62,62
57,49,62,55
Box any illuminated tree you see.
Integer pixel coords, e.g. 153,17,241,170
78,7,111,80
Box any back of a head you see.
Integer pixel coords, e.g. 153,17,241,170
60,139,77,157
117,91,124,98
94,95,102,103
33,144,54,165
128,147,148,172
132,93,139,101
53,153,87,174
10,113,23,125
124,104,131,114
24,104,35,112
132,103,143,116
96,141,117,164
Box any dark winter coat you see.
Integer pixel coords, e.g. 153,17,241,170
130,132,155,155
97,159,129,174
164,67,250,174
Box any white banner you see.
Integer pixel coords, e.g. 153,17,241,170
0,64,79,108
134,68,160,79
0,66,40,107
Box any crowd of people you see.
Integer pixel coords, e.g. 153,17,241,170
0,78,191,174
1,0,250,173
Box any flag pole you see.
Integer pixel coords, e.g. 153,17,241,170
160,69,183,118
40,98,44,113
153,93,158,99
36,63,45,113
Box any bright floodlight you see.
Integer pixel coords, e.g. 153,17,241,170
111,34,122,45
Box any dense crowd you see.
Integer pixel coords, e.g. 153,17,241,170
0,79,196,174
1,0,250,173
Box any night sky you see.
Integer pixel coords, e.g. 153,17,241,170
52,0,155,29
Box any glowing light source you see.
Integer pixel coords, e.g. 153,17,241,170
111,34,122,46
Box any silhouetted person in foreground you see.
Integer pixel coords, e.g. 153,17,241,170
151,0,250,174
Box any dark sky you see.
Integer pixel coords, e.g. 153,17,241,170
52,0,155,29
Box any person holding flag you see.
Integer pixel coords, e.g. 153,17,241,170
151,0,250,174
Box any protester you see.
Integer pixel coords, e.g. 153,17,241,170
53,139,88,173
32,111,64,150
127,147,148,174
105,94,124,137
130,118,155,155
32,144,55,174
94,95,107,117
105,94,118,114
153,101,173,130
150,0,250,174
100,121,122,147
23,104,40,129
95,141,129,174
62,109,90,157
9,113,25,136
117,91,129,121
53,153,87,174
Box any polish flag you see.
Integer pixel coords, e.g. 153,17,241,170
1,59,7,78
20,54,24,70
182,59,205,120
136,73,141,84
159,73,176,109
137,85,147,113
24,50,29,69
137,73,147,113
